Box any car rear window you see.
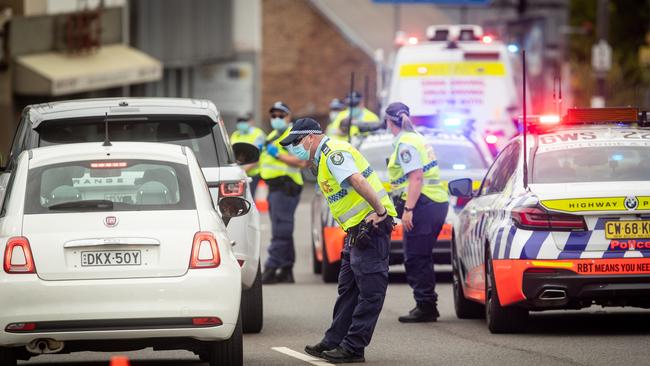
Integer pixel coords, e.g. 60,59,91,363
24,160,195,214
36,116,232,168
533,145,650,183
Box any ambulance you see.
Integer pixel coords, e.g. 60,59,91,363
386,25,520,153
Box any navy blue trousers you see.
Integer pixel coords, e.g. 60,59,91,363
403,198,448,306
249,175,261,200
322,229,390,356
264,189,300,269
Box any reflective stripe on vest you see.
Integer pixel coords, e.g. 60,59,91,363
317,138,396,230
390,160,439,185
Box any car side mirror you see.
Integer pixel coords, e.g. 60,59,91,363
218,196,251,226
448,178,473,197
232,142,260,165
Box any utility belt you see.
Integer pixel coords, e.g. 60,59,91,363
346,215,394,250
266,176,303,196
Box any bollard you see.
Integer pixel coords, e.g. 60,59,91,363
255,180,269,213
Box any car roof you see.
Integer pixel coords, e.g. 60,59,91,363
27,142,189,168
24,98,220,128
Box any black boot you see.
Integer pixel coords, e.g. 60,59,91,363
322,347,365,364
305,342,335,359
276,266,295,283
398,302,439,323
261,267,278,284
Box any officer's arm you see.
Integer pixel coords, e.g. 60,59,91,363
277,153,309,168
347,174,386,214
405,169,423,209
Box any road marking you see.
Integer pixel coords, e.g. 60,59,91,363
272,347,332,365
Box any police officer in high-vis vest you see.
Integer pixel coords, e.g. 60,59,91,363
260,102,307,284
328,91,380,140
384,102,449,323
230,114,266,198
279,118,396,364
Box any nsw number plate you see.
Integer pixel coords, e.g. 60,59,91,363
605,221,650,239
81,250,142,267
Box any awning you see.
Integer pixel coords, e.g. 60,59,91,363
14,44,163,96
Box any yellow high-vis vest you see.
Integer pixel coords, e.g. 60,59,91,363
317,139,396,230
230,127,265,176
387,132,448,203
327,108,380,139
259,127,304,185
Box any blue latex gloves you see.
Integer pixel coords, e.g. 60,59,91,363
266,144,279,158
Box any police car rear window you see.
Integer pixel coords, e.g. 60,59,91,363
36,116,231,168
533,145,650,183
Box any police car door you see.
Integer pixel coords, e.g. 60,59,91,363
458,140,521,288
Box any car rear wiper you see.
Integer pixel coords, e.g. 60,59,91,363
48,200,114,211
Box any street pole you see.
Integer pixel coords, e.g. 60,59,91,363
593,0,609,107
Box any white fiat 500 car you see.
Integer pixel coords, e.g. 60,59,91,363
0,142,248,365
0,98,263,333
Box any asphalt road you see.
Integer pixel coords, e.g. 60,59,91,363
21,185,650,366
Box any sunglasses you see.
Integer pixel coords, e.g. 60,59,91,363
270,113,287,119
291,135,307,146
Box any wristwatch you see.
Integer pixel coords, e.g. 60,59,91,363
377,208,388,217
404,206,414,212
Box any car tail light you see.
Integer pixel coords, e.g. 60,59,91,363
511,206,586,231
90,162,128,169
5,322,37,332
192,317,223,326
189,232,221,269
4,237,36,274
219,180,246,197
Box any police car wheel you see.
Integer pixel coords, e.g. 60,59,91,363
241,262,264,334
485,250,528,333
452,240,484,319
0,347,17,366
207,312,243,366
321,239,341,283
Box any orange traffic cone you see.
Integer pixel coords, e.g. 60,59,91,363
255,180,269,213
110,356,130,366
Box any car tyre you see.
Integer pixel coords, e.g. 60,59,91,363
485,250,528,333
321,236,341,283
208,313,243,366
0,347,17,366
241,262,264,334
452,240,484,319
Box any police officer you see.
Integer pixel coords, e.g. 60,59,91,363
259,102,307,284
230,113,266,198
279,118,396,364
384,102,449,323
328,91,380,140
328,98,345,124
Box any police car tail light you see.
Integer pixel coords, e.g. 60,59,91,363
511,206,586,231
3,237,36,274
220,180,246,197
189,232,221,269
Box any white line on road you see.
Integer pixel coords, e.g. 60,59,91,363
272,347,332,365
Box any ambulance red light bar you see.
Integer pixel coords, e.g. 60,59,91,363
90,162,128,169
519,114,561,126
564,107,645,125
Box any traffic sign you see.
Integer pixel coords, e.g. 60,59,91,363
373,0,490,4
592,40,612,72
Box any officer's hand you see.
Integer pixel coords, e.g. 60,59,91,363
266,144,279,158
402,210,414,232
365,211,388,227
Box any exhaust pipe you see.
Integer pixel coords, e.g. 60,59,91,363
539,289,567,301
26,339,64,354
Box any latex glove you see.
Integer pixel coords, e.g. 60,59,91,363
266,144,279,158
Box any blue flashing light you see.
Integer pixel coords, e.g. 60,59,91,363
443,118,462,127
507,44,519,53
452,164,467,170
611,154,624,161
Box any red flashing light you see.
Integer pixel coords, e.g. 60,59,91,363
485,134,498,145
539,115,561,124
565,107,640,124
4,237,36,274
90,162,128,169
481,35,493,44
189,232,221,269
408,36,419,45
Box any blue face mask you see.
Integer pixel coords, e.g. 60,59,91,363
236,122,250,134
288,137,312,161
351,107,363,119
271,118,287,130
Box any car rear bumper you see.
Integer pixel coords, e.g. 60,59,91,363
492,258,650,308
0,268,240,347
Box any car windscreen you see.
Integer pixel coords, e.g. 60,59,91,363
37,116,229,168
533,145,650,183
24,159,195,214
362,141,488,174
